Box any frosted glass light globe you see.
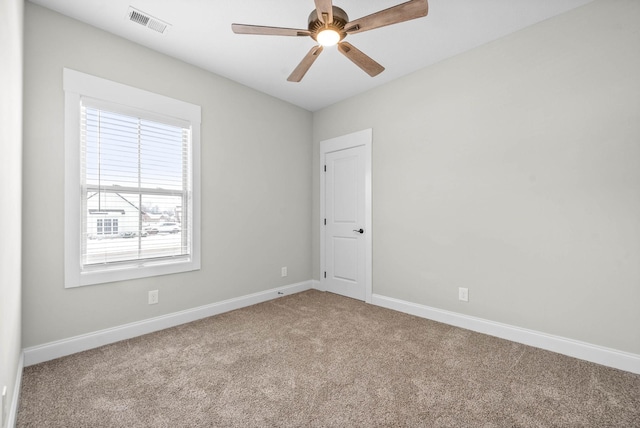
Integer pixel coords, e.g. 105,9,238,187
317,29,340,47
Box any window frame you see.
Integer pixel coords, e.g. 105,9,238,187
64,68,201,288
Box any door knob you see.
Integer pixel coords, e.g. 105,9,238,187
353,228,364,234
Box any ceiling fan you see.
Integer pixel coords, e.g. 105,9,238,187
231,0,429,82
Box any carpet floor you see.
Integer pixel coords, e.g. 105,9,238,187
17,290,640,427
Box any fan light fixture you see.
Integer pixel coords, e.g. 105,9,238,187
231,0,430,82
317,29,340,46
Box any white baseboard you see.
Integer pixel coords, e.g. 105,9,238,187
23,281,313,367
311,279,324,292
7,352,23,428
22,284,639,374
371,294,640,375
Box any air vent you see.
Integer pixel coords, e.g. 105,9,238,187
128,7,170,34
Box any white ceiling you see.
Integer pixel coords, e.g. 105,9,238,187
30,0,594,111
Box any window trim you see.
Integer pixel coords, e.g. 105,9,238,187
64,68,201,288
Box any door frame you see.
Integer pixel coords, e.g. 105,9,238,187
320,128,372,303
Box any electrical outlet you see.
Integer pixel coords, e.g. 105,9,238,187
2,385,7,426
281,267,287,277
458,287,469,302
148,290,159,305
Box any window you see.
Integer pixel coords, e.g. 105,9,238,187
96,218,119,236
97,219,119,236
64,69,201,288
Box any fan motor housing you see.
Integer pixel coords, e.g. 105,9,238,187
308,6,349,43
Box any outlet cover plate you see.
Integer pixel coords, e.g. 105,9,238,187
148,290,159,305
458,287,469,302
2,385,6,425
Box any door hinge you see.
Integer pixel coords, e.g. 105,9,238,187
324,165,326,172
324,218,326,225
324,271,326,278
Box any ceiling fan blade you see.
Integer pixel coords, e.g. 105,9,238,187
314,0,333,23
232,23,310,37
287,46,324,82
344,0,428,34
337,42,385,77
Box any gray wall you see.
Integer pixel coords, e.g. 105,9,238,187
313,0,640,354
0,0,23,425
22,3,312,348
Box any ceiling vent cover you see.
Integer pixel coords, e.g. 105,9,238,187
128,7,170,34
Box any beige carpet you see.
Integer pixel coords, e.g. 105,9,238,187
17,290,640,427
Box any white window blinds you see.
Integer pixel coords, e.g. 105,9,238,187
80,100,192,268
64,68,200,288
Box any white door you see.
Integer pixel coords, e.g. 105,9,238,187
321,129,371,302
